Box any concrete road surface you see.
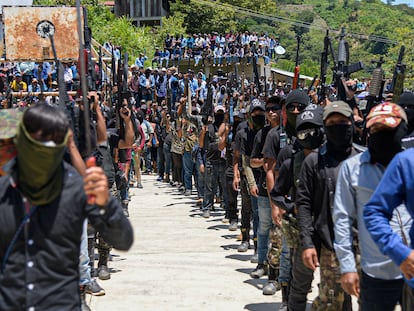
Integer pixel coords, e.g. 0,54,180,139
87,175,363,311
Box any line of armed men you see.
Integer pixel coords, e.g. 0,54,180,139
1,26,414,311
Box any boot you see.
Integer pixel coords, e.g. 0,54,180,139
250,238,258,263
238,228,250,252
80,286,91,311
164,173,170,183
97,249,111,280
122,200,129,218
278,282,290,311
263,266,281,295
87,237,96,277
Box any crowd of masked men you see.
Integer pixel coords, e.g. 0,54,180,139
2,55,414,311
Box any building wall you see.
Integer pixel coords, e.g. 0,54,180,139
115,0,167,26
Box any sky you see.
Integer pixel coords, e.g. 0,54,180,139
381,0,414,7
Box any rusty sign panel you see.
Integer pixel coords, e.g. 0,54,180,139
2,6,83,61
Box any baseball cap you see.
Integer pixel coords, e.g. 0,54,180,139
323,101,353,121
296,104,323,130
366,103,407,129
250,99,265,113
0,109,23,139
286,89,309,107
15,72,22,77
214,105,226,113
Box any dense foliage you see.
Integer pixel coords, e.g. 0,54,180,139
32,0,414,88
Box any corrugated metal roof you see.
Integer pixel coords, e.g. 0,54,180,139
271,67,313,81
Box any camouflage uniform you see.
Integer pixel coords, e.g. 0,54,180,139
0,109,22,139
311,246,346,311
281,214,300,249
0,109,22,176
267,224,283,269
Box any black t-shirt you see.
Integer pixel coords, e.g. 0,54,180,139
107,130,121,154
276,138,302,170
233,121,248,155
262,126,282,161
251,126,273,197
204,123,223,163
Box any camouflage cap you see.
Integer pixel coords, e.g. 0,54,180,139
366,103,407,129
0,109,23,139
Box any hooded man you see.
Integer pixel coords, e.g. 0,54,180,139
0,104,133,310
296,101,359,311
334,103,410,311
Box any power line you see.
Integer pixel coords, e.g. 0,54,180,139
192,0,398,45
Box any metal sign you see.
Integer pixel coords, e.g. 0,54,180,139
2,6,82,61
275,45,286,55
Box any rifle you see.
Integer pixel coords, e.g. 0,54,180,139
98,46,103,91
361,57,385,145
292,36,301,90
333,27,364,101
251,44,260,95
391,45,406,104
318,30,330,104
201,75,213,125
116,51,129,140
83,7,96,93
308,75,319,94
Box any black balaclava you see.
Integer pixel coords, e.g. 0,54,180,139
251,114,266,130
325,123,353,161
405,109,414,133
369,122,407,166
286,111,298,138
297,127,324,150
214,113,224,126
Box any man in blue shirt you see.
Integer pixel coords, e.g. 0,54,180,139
334,103,410,311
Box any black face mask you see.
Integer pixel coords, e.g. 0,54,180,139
251,115,266,130
325,124,353,160
232,120,241,137
297,128,324,150
405,109,414,133
214,114,224,125
369,122,406,166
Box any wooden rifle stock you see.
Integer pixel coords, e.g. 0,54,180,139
292,36,301,90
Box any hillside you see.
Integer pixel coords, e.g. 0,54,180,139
170,0,414,87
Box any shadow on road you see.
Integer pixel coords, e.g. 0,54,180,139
244,302,279,311
225,253,252,262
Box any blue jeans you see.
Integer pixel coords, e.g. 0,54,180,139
279,236,291,284
163,143,171,177
257,195,272,264
250,194,259,242
197,162,205,199
183,151,194,190
202,160,227,211
144,144,152,173
79,220,91,286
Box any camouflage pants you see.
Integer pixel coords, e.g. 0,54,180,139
267,224,282,269
311,246,351,311
281,214,300,249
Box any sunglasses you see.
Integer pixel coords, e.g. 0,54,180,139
286,103,307,112
266,106,281,112
297,128,317,140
